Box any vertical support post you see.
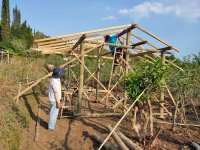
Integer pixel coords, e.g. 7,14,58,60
1,51,3,64
77,42,84,116
96,47,102,101
16,83,22,104
159,51,166,119
124,31,131,112
7,53,10,64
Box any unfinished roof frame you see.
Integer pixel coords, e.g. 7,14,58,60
32,24,182,118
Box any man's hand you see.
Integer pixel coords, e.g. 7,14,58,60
56,101,62,109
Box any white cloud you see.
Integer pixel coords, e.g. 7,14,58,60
102,16,117,21
118,0,200,22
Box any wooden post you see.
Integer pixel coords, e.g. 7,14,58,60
16,83,22,104
1,51,3,64
77,42,84,116
124,31,131,112
159,51,166,119
96,46,102,101
7,53,9,64
172,101,180,131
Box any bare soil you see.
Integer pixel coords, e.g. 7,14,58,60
21,96,200,150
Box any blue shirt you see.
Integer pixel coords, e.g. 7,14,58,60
107,34,119,55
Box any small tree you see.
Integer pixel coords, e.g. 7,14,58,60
125,59,169,143
1,0,10,41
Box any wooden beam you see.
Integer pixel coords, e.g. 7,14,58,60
83,40,162,52
119,24,137,36
13,38,101,100
77,42,84,115
131,40,147,47
35,24,132,42
136,25,179,52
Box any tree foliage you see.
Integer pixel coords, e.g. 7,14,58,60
12,5,21,26
1,0,10,41
125,60,169,101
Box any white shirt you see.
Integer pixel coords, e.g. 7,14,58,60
48,78,62,102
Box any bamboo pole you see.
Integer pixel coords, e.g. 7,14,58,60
164,82,176,106
172,101,180,131
81,113,124,118
7,53,9,64
128,34,183,71
92,133,118,150
83,40,162,52
77,42,85,115
135,25,179,52
1,51,3,63
13,44,102,100
107,125,129,150
35,24,131,42
69,49,120,104
106,48,117,107
117,131,143,150
190,98,200,123
98,85,150,150
16,83,22,104
124,31,131,112
119,24,137,36
155,121,200,127
159,51,166,119
96,46,103,101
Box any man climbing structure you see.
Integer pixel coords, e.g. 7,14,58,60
104,33,126,73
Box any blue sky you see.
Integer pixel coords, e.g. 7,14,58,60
5,0,200,58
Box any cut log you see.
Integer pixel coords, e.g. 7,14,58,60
92,133,118,150
117,131,143,150
107,125,129,150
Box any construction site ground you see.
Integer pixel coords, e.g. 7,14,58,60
20,95,200,150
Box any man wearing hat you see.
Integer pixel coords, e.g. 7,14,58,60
48,67,65,131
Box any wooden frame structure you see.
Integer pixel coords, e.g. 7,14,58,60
33,23,182,118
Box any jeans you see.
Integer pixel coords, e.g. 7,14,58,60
48,101,59,130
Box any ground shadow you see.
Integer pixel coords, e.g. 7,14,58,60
22,95,48,130
63,118,76,150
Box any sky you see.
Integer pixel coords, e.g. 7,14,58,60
3,0,200,59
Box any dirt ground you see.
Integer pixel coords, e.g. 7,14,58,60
20,96,200,150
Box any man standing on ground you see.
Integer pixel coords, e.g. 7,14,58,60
48,67,65,131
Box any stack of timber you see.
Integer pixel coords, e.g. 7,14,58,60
92,125,142,150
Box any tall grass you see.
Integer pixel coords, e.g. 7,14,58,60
0,56,46,150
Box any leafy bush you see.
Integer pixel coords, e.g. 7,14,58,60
125,60,169,101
